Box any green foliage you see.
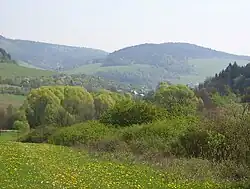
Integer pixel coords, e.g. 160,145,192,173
67,63,183,87
118,116,198,154
171,104,250,165
45,115,249,186
0,107,6,127
49,115,198,156
202,62,250,96
48,121,115,146
24,86,95,128
205,107,250,164
210,91,238,107
19,125,58,143
0,73,135,97
100,99,168,127
0,103,20,130
93,92,116,118
62,86,95,121
13,120,29,132
183,58,249,87
92,89,133,119
154,83,199,116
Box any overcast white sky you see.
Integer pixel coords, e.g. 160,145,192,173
1,0,250,54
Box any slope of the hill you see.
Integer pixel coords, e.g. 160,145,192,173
0,35,108,70
17,60,46,70
104,43,250,66
0,62,55,77
0,48,55,77
68,43,250,87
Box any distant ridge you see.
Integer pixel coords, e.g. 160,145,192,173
108,42,250,62
67,42,250,88
0,35,109,70
1,35,250,88
1,35,106,51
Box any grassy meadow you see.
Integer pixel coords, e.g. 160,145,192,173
174,58,250,84
0,94,25,108
0,131,19,141
0,141,166,189
0,63,55,77
65,63,154,75
17,60,46,70
0,140,242,189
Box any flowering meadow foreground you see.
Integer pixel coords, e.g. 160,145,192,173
0,141,246,189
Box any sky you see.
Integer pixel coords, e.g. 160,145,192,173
1,0,250,55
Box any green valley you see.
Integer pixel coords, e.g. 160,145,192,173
2,2,250,188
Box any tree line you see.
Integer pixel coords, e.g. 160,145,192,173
0,73,140,96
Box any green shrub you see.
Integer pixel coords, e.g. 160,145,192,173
171,104,250,164
154,83,200,116
19,124,58,143
100,99,168,127
13,120,29,132
200,106,250,164
48,121,116,146
117,116,198,155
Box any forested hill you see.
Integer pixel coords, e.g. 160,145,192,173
103,43,250,67
0,35,108,70
200,62,250,95
69,43,250,88
0,47,17,65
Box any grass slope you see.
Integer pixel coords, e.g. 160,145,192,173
0,63,55,77
0,35,108,70
66,58,250,86
172,58,250,84
0,94,25,108
65,63,154,75
0,141,238,189
17,60,45,70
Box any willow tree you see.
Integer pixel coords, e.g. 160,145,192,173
24,86,95,128
154,82,199,116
